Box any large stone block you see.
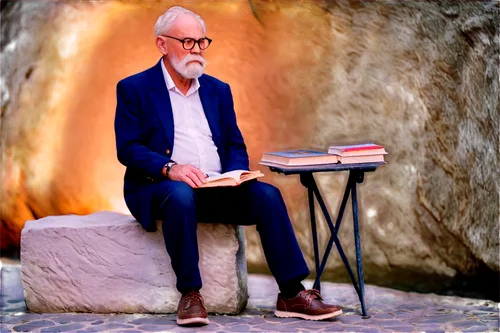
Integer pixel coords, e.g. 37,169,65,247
20,211,248,314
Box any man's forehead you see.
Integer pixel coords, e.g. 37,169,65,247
170,13,204,36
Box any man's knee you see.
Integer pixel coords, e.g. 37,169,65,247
157,181,196,210
248,181,283,204
246,181,290,230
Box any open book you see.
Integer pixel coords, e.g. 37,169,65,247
197,170,264,188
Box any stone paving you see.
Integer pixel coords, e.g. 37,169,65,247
1,264,499,332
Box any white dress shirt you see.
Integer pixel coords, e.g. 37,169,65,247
161,60,222,176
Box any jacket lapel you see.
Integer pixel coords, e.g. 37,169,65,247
198,77,221,147
148,59,175,148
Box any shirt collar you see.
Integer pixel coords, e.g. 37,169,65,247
161,58,200,95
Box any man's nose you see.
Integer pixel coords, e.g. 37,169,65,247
191,42,202,54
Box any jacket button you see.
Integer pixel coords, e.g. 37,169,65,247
166,149,171,155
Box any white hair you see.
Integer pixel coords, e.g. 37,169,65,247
154,6,206,36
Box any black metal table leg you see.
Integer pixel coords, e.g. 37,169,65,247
308,187,321,292
301,174,321,291
351,171,370,318
298,170,371,318
309,177,361,297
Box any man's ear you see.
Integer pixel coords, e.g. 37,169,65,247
156,36,168,55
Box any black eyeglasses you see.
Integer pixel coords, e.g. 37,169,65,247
161,35,212,50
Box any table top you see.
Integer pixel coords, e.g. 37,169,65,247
260,161,385,175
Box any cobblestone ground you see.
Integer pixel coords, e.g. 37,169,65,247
1,264,498,332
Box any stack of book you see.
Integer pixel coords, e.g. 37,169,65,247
328,143,387,164
259,143,387,167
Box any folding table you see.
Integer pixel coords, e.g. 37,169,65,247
264,162,385,318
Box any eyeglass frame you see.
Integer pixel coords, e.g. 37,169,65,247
160,35,212,50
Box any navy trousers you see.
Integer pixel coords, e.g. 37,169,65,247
151,179,310,293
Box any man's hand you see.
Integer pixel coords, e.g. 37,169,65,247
167,164,207,188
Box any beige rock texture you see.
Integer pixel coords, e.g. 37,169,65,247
20,211,248,314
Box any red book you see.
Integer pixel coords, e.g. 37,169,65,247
328,143,387,156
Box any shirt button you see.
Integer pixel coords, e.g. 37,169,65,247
166,149,171,155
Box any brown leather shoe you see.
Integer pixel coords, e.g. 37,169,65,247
176,290,209,326
275,289,342,320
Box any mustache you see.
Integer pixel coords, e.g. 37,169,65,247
180,54,206,67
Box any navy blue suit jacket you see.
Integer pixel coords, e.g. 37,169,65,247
114,59,249,232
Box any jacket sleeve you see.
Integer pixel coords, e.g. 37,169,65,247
114,80,170,178
221,83,250,171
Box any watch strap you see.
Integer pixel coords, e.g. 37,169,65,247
165,160,177,177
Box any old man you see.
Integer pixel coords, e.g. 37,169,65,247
114,5,342,326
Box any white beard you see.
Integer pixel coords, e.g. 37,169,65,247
169,53,206,79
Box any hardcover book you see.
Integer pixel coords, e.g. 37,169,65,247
328,143,387,156
197,170,264,188
327,143,387,164
337,154,385,164
260,149,340,166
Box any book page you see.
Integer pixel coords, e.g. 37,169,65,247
204,170,249,182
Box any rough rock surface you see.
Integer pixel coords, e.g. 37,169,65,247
20,211,248,314
2,1,498,295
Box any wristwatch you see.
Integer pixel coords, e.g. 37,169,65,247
164,160,177,177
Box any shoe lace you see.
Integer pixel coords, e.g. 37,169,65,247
304,289,323,301
184,291,205,308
